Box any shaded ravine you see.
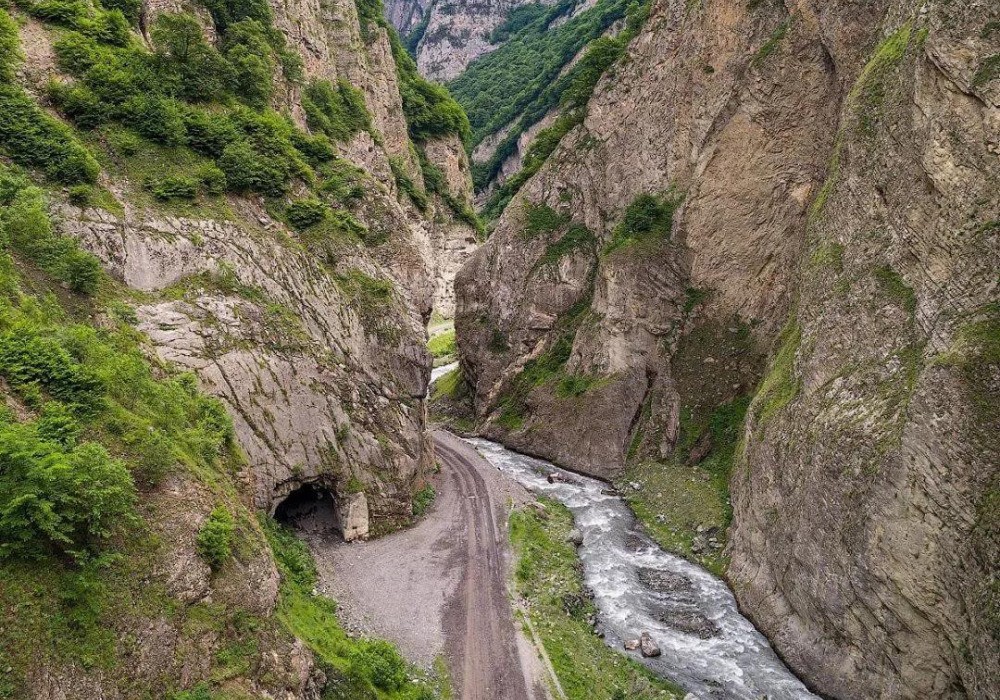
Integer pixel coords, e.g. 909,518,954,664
466,437,819,700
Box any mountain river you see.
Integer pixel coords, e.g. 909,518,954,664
465,436,819,700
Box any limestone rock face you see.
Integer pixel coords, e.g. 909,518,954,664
423,134,481,316
58,201,433,526
455,0,999,697
385,0,430,35
406,0,541,81
337,491,371,540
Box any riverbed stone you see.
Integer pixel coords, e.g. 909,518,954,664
639,632,661,658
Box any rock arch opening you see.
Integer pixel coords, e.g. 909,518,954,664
274,483,339,536
272,481,370,541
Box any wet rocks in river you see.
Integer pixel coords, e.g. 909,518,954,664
567,529,584,547
638,568,692,593
639,632,661,658
624,638,640,651
624,532,647,552
653,608,720,639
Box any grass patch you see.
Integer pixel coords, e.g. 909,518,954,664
752,315,801,425
621,462,730,577
510,501,683,699
751,19,790,68
431,366,464,402
873,264,916,315
972,54,1000,88
603,192,682,255
522,202,569,238
849,23,913,136
536,224,596,268
262,517,438,699
335,269,399,342
428,328,457,364
412,484,435,517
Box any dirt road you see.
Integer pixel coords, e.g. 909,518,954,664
305,430,547,700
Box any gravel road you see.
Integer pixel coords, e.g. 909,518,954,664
304,430,548,700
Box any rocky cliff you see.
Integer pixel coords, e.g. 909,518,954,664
454,0,999,697
389,0,542,81
0,0,475,695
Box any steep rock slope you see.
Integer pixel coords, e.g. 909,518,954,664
395,0,542,81
0,0,475,695
454,0,999,697
385,0,431,35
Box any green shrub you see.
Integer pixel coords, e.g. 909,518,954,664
100,0,142,23
523,202,568,237
349,639,407,691
222,19,275,107
183,107,239,157
0,85,100,184
151,12,232,102
0,424,138,561
29,0,90,27
121,94,187,145
67,184,93,206
389,31,470,141
0,324,104,407
149,174,199,201
63,248,102,293
106,127,141,156
218,139,288,196
196,506,235,570
538,224,595,267
604,191,682,254
196,163,227,195
285,199,328,230
389,157,428,211
0,182,103,295
412,485,435,516
318,158,366,202
37,401,82,447
290,130,335,165
303,79,372,142
200,0,273,32
0,9,21,82
48,81,110,129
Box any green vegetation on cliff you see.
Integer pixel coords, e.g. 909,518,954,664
263,518,440,700
473,0,652,219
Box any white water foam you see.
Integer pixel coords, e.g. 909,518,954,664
467,437,819,700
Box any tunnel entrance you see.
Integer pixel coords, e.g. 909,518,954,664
274,483,339,536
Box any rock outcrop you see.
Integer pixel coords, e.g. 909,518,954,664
398,0,539,82
2,0,475,694
455,0,999,697
385,0,431,35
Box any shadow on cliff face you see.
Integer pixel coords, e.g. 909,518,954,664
275,483,340,536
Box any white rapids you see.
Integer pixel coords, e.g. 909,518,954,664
466,437,819,700
430,361,459,384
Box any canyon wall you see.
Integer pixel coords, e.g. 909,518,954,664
2,0,475,695
455,0,999,697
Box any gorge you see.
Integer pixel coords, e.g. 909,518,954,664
0,0,996,699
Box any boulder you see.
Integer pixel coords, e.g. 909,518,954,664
623,638,640,651
567,529,584,547
639,632,661,658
